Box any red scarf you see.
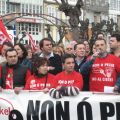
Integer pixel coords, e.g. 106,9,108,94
5,68,13,89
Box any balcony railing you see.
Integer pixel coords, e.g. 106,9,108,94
84,1,109,13
85,5,109,12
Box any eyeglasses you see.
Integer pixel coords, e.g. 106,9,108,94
66,48,72,50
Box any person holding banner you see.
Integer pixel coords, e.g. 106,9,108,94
14,43,33,72
0,41,13,65
80,38,120,92
74,43,88,91
24,57,55,93
49,54,83,99
0,48,31,94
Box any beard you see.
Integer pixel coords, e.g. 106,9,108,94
110,48,116,53
98,51,108,58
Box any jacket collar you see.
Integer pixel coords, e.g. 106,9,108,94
40,52,54,59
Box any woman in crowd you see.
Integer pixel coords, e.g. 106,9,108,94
83,40,90,57
14,43,33,72
25,45,33,60
24,57,55,93
87,42,97,61
89,43,96,55
53,45,64,57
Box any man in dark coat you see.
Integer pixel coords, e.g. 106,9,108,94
0,48,31,94
39,38,62,75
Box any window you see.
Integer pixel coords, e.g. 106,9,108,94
36,5,40,16
9,4,16,13
35,24,38,35
118,0,120,11
47,6,56,23
21,3,43,16
36,40,39,44
33,5,35,15
0,0,6,14
109,0,117,10
13,5,16,12
29,4,32,13
40,6,42,14
25,40,28,44
18,23,41,35
21,3,30,15
26,4,28,13
21,4,24,13
21,24,24,31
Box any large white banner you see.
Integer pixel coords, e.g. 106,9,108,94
0,90,120,120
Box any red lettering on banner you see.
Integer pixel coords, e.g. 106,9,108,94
0,107,10,115
0,97,14,118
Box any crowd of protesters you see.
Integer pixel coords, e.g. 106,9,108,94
0,32,120,98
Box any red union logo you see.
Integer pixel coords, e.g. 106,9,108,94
0,33,7,45
0,98,14,118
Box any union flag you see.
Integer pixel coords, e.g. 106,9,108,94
0,19,12,44
25,32,37,51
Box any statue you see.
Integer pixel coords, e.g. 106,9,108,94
59,0,83,28
56,0,84,42
79,18,89,40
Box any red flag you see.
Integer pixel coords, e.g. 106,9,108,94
26,32,36,51
0,19,12,44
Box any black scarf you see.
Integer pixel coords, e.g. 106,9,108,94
6,62,19,69
36,73,48,78
35,73,48,89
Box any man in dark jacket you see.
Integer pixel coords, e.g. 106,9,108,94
0,48,31,94
74,43,88,91
109,34,120,91
39,38,62,75
74,43,87,72
0,41,13,65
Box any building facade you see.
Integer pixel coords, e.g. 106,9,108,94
4,0,81,44
1,0,120,44
2,0,44,45
84,0,109,23
108,0,120,29
0,0,6,15
43,0,62,43
84,0,120,29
